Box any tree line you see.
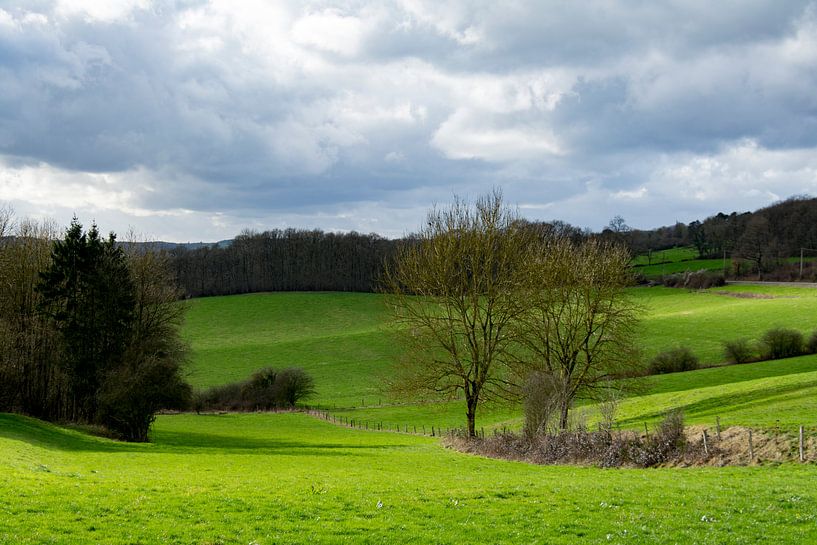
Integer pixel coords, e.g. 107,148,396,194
169,229,398,296
165,196,817,298
618,196,817,271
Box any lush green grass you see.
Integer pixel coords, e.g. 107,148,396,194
3,411,817,544
183,287,817,411
183,292,399,406
632,245,699,266
637,286,817,364
634,258,725,277
6,287,817,543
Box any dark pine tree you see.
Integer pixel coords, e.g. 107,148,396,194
37,219,135,421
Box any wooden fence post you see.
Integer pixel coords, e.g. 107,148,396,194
800,426,805,462
702,430,709,456
748,430,754,462
716,417,721,441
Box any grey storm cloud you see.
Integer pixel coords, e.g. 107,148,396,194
1,0,817,241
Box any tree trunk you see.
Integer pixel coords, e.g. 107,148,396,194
558,399,570,431
465,392,478,437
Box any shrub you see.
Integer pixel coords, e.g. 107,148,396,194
722,338,755,364
450,411,692,468
197,367,315,412
648,347,699,375
759,327,804,360
661,270,725,290
522,371,564,437
807,331,817,354
275,368,315,407
97,358,192,442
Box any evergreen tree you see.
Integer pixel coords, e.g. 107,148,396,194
37,219,135,421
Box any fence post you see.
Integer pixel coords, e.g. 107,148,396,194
748,430,754,462
431,426,435,437
800,426,805,462
644,422,649,439
702,430,709,456
716,417,721,441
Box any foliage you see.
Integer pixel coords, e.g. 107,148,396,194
661,270,725,289
759,327,804,360
37,219,136,421
0,210,62,417
807,330,817,354
648,347,699,375
97,357,192,442
196,367,315,411
1,214,191,441
722,338,755,364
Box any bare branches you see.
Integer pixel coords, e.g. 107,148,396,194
382,190,534,436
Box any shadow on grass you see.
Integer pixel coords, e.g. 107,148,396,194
0,413,404,455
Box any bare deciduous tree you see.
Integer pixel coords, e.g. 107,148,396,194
382,191,534,437
515,237,638,431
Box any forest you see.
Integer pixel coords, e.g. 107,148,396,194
167,196,817,297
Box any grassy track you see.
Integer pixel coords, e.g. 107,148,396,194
2,412,817,544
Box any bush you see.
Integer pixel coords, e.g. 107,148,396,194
648,347,699,375
450,411,691,468
97,358,192,442
662,270,725,290
723,338,755,364
759,328,804,360
806,331,817,354
522,371,565,437
197,367,315,412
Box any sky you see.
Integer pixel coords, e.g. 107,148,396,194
1,1,817,242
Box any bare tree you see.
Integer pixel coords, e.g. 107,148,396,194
382,191,534,437
515,237,639,431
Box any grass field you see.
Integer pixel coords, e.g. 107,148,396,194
631,246,699,266
182,286,817,425
5,286,817,543
3,411,817,544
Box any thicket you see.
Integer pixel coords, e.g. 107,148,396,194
0,211,191,442
723,339,755,364
648,347,699,374
452,411,692,468
661,270,725,289
759,328,804,360
194,367,315,411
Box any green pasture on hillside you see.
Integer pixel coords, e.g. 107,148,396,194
183,287,817,420
3,411,817,544
632,245,699,266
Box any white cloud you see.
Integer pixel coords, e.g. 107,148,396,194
1,0,816,240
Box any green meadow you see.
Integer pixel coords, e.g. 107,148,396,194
4,284,817,543
3,412,817,544
181,286,817,429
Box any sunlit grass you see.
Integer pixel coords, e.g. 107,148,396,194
2,412,817,544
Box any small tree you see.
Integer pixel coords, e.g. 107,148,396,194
383,191,534,437
516,237,638,430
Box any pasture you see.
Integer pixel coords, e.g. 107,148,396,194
182,286,817,429
2,412,817,544
4,284,817,543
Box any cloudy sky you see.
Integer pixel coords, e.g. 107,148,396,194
1,1,817,241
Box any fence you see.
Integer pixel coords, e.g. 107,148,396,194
305,409,815,463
